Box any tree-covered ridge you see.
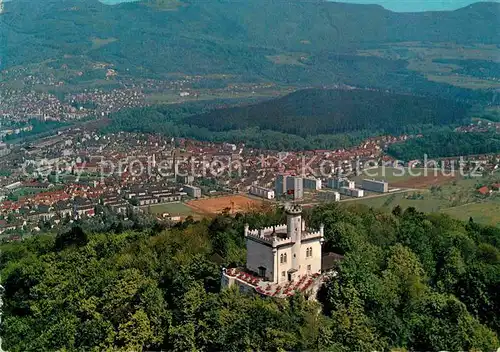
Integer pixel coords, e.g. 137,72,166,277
103,89,471,150
103,100,378,150
184,89,470,136
434,59,500,79
387,131,500,160
4,0,499,70
1,203,499,351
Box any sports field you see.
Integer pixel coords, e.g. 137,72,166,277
186,195,264,215
148,202,194,216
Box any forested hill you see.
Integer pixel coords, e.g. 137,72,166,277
388,131,500,160
1,204,499,351
2,0,499,86
184,89,470,136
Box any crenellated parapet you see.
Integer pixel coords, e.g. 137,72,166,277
245,220,324,247
245,224,287,237
246,230,295,247
285,203,302,215
301,223,324,241
271,236,294,247
245,223,295,247
245,230,274,244
302,230,322,241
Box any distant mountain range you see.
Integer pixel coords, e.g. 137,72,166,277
97,0,499,12
1,0,499,97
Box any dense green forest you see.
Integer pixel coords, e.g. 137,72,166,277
184,89,470,136
388,132,500,160
1,0,499,103
104,100,377,151
434,59,500,79
1,203,499,351
4,0,498,71
104,89,469,150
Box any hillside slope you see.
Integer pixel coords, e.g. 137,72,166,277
2,0,499,75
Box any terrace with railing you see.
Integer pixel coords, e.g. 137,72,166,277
223,267,327,299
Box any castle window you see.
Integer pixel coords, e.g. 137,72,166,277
280,254,284,264
307,265,311,271
258,266,266,278
281,271,285,277
284,253,287,263
306,247,313,257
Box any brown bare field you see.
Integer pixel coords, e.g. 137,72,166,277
186,195,265,215
391,173,457,189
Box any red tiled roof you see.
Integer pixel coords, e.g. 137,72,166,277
478,186,490,195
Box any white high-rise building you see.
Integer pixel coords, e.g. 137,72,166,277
303,176,322,191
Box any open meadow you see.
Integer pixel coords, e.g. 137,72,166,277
347,174,500,225
442,201,500,226
353,167,457,188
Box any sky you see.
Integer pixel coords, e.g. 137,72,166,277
100,0,499,12
333,0,498,12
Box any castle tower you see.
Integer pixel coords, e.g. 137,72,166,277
285,203,303,273
285,203,302,243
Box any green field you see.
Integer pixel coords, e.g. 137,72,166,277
358,43,500,90
349,192,500,226
146,87,284,105
442,201,500,226
345,175,500,226
91,37,118,50
426,74,500,90
353,167,418,184
266,53,307,66
345,190,452,213
10,186,62,199
147,202,194,216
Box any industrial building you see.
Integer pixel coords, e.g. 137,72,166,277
249,185,275,200
183,185,201,199
303,177,322,191
362,179,389,193
339,187,364,198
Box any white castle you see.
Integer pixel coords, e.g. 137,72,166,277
222,204,325,297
